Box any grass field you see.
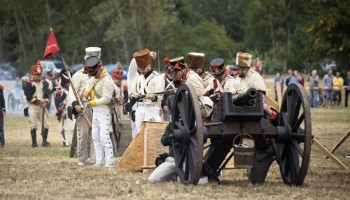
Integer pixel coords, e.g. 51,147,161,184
0,87,349,199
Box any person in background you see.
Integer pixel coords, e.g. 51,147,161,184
45,71,54,113
274,72,284,102
0,84,5,148
255,57,263,76
229,64,241,94
161,57,181,121
297,71,305,86
332,71,344,108
307,69,320,108
323,69,334,107
13,75,22,111
111,63,125,119
24,60,50,147
344,71,350,108
54,70,75,146
286,70,299,86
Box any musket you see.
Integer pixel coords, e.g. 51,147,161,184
151,89,177,95
57,52,92,129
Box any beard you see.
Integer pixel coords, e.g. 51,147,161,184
238,74,246,78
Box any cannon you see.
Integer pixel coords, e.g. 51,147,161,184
231,88,258,106
169,83,311,185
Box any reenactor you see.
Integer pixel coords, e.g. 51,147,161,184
70,47,97,166
230,64,241,94
80,52,117,167
54,69,75,146
129,48,164,138
24,60,50,147
204,58,237,100
186,52,213,117
165,53,213,118
235,52,276,184
111,63,125,119
161,57,182,121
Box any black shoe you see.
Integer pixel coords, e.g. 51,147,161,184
42,141,50,147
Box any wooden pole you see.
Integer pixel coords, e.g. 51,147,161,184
312,138,349,171
324,130,350,159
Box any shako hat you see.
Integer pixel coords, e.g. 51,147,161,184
31,60,43,75
188,52,205,69
133,48,150,67
210,58,225,75
235,52,252,68
84,47,101,60
60,69,70,87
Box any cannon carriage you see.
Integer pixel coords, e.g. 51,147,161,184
169,83,312,186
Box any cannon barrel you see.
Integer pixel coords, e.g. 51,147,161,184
232,88,258,106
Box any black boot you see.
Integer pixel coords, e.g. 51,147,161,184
31,129,38,148
42,128,50,147
0,131,5,148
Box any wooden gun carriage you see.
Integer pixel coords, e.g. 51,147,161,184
169,83,312,185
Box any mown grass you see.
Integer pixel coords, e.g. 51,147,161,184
0,97,349,199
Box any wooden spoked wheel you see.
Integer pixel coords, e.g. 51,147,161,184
171,84,203,185
277,83,312,185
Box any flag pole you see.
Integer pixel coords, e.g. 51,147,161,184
43,27,91,128
56,52,92,129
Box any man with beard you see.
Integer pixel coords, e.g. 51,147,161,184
235,52,276,184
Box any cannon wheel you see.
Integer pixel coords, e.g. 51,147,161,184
278,83,312,185
171,84,203,184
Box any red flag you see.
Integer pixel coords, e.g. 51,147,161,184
43,28,60,59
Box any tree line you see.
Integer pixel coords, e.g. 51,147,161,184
0,0,349,75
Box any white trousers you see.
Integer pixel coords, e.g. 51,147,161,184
148,157,177,183
133,103,162,139
91,106,114,166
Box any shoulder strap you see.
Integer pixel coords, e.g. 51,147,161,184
213,79,218,90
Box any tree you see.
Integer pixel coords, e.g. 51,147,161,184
307,0,350,73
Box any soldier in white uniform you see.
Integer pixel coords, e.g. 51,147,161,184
186,52,213,117
204,58,237,99
84,55,118,167
24,60,50,147
74,50,117,167
129,48,164,139
71,47,97,166
234,52,276,184
235,52,275,118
